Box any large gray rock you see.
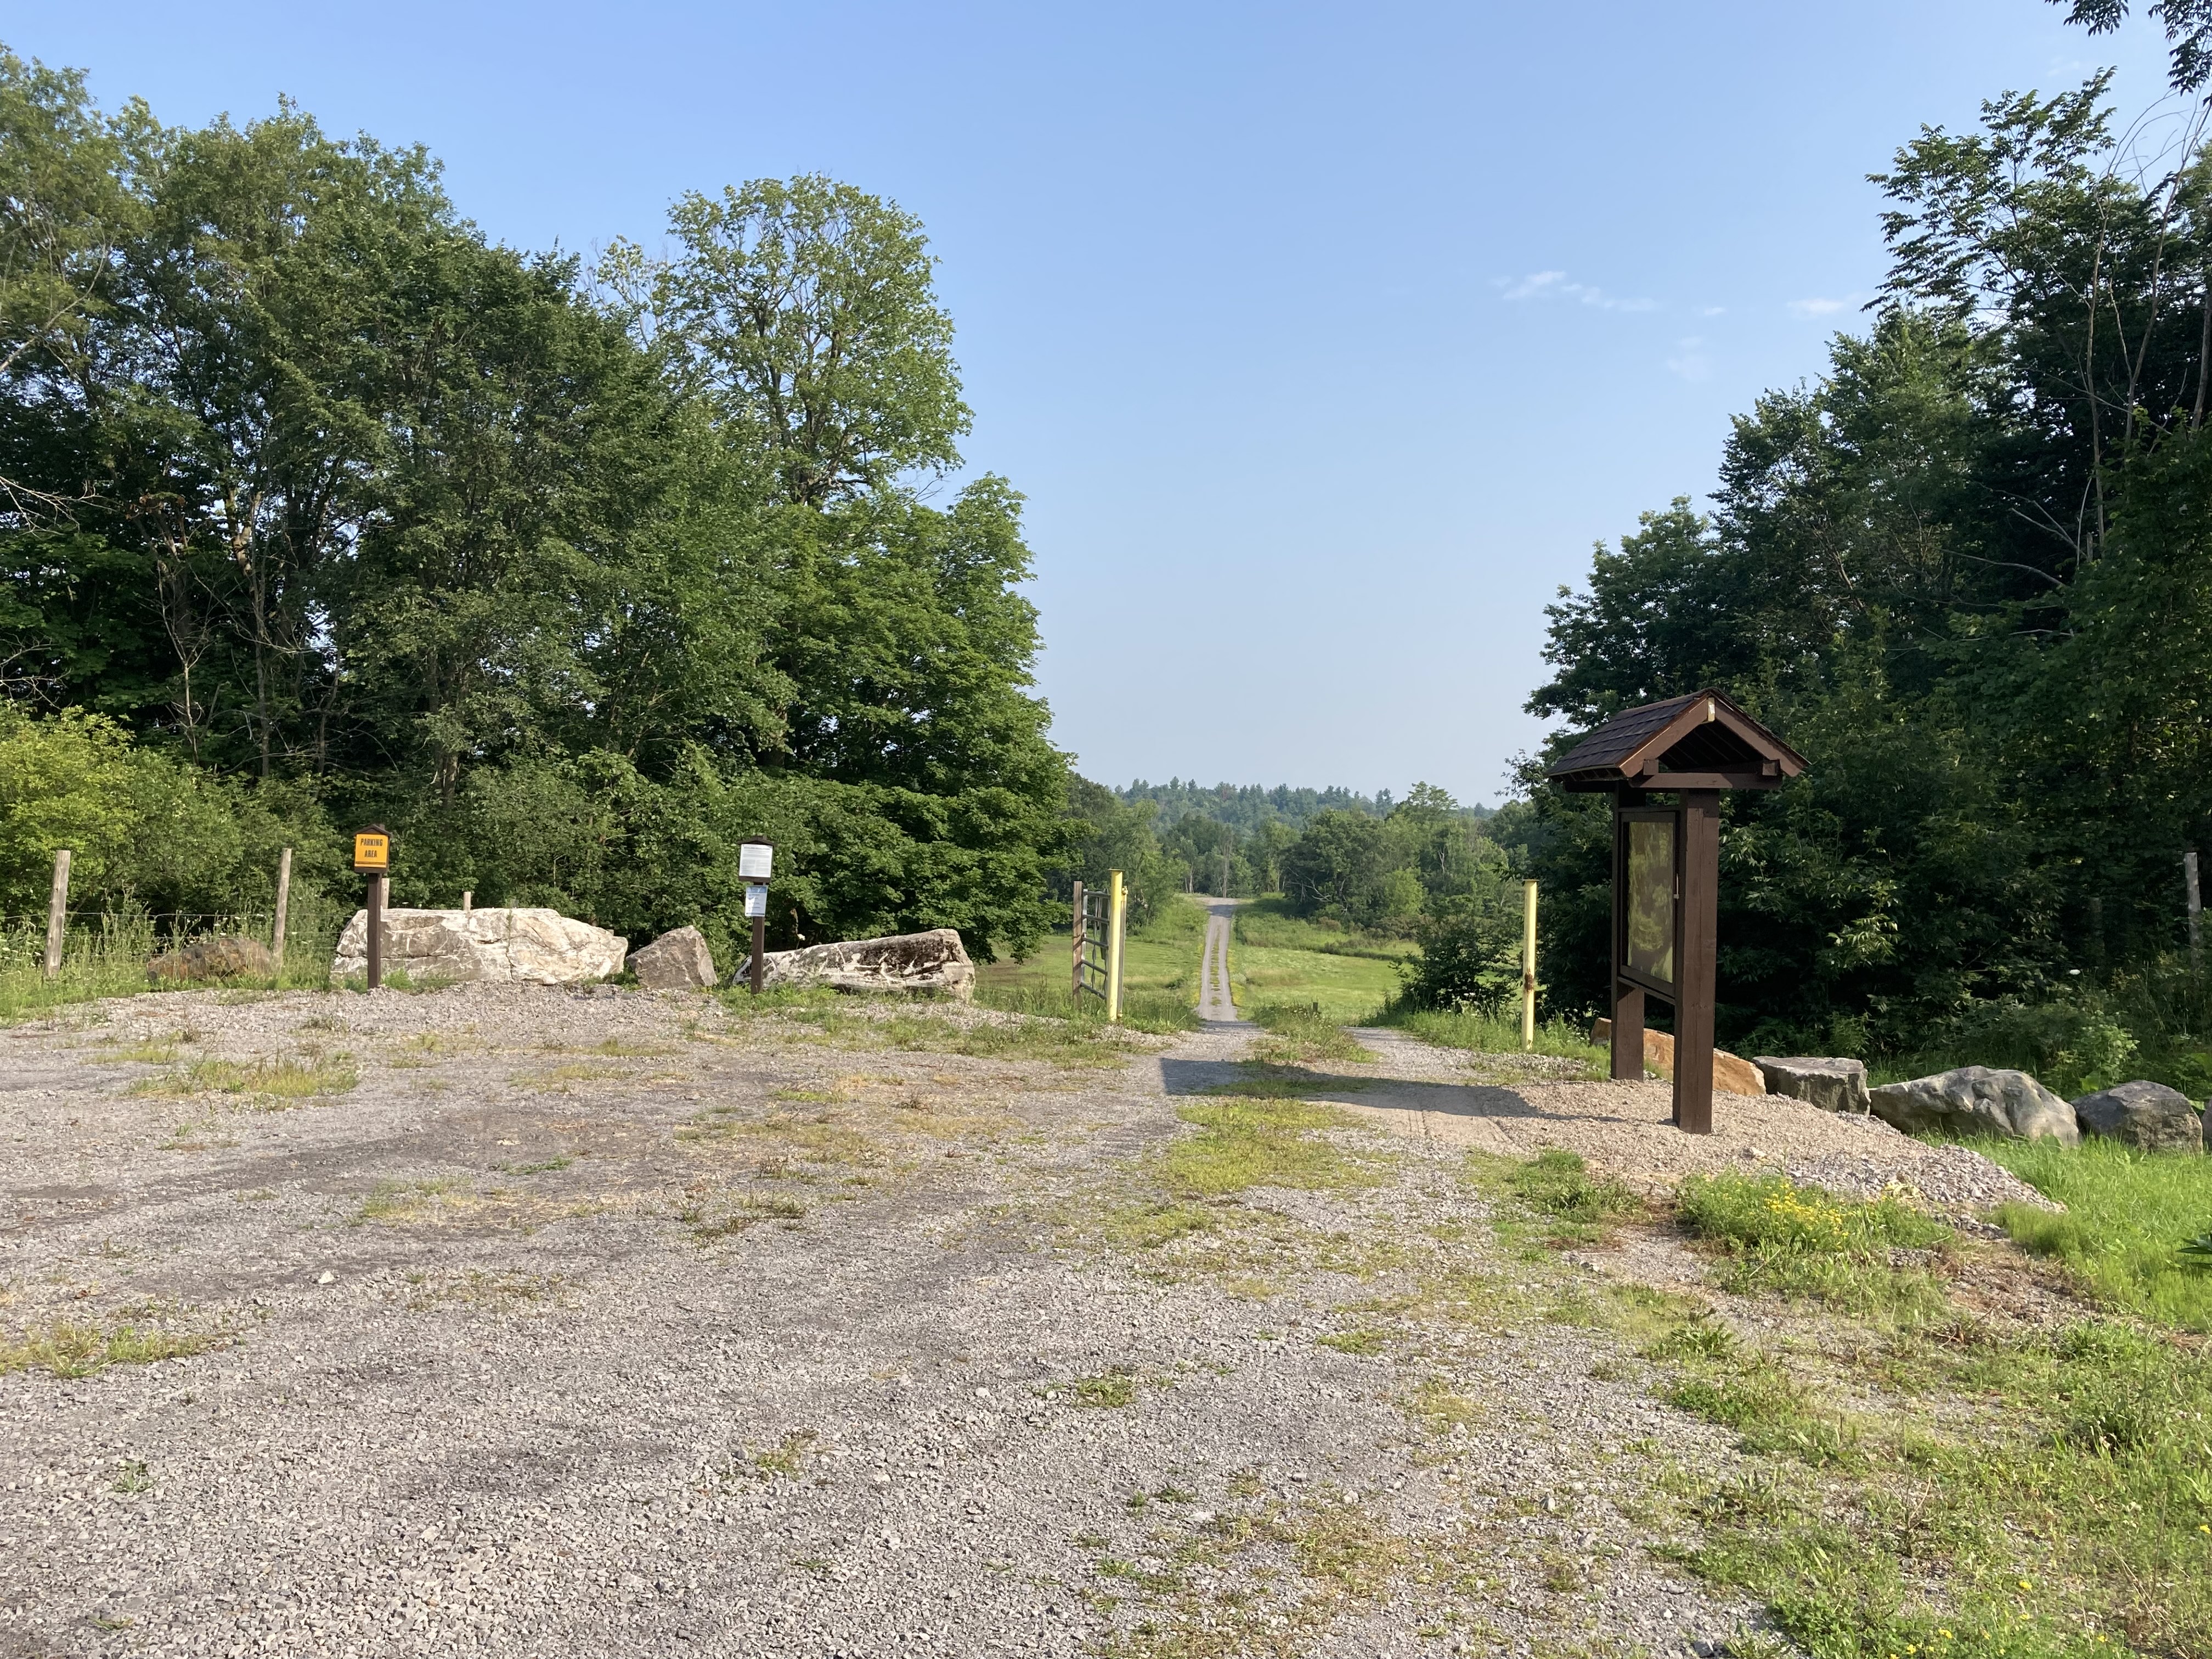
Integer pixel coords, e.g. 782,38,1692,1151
331,908,627,986
631,925,718,990
2070,1080,2204,1154
1869,1065,2080,1144
760,928,974,999
1755,1056,1872,1115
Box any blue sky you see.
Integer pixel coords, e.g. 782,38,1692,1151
7,1,2176,803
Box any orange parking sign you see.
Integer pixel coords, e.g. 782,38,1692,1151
353,832,390,872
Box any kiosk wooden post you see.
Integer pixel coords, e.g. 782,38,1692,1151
1549,691,1806,1135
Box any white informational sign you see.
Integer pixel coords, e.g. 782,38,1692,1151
738,842,774,881
743,884,768,918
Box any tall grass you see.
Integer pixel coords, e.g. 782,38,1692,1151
1978,1136,2212,1332
0,894,346,1023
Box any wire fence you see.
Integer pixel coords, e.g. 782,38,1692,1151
0,894,352,1008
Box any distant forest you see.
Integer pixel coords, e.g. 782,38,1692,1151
1119,778,1492,832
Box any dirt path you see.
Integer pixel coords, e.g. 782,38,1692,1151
0,980,2041,1656
1195,896,1244,1025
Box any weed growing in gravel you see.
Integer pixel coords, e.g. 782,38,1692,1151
1093,1201,1220,1251
132,1052,357,1103
679,1105,884,1168
1246,1002,1377,1065
110,1459,154,1494
679,1194,809,1239
1056,1369,1138,1407
744,1430,817,1479
0,1320,215,1377
1163,1096,1384,1197
1505,1150,1644,1244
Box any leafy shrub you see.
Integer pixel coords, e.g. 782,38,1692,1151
1395,890,1522,1014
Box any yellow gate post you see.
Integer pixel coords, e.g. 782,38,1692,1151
1107,869,1127,1024
1521,878,1538,1049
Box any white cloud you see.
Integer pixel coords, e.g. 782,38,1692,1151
1697,304,1727,317
1497,270,1658,312
1666,336,1713,381
1788,296,1853,317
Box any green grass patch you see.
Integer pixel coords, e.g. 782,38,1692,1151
1248,1001,1376,1064
1976,1136,2212,1333
1232,898,1416,960
975,902,1206,1034
1163,1095,1382,1196
1062,1369,1138,1407
130,1053,358,1103
1678,1171,1955,1322
1,1320,216,1377
1504,1149,1644,1243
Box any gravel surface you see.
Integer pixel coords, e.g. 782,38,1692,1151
0,975,2023,1656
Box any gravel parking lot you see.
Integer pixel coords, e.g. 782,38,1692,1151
0,983,2036,1657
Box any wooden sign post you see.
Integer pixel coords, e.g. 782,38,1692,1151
1547,691,1806,1134
354,827,391,989
739,839,774,995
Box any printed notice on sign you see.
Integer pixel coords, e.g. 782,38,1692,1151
744,884,768,918
353,833,390,872
738,843,773,881
1626,818,1675,988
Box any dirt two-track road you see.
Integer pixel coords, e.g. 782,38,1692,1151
0,965,2038,1657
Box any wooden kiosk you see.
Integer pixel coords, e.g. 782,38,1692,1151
1545,691,1806,1134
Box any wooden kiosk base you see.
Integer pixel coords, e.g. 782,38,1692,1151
1548,693,1805,1136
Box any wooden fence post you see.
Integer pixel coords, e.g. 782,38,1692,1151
2187,849,2202,978
272,847,293,962
43,849,70,979
1520,878,1538,1049
1070,881,1085,997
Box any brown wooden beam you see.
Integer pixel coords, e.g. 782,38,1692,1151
1673,789,1719,1133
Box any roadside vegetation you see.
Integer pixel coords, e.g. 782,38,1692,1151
974,893,1205,1035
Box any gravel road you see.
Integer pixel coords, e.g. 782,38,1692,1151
0,979,2035,1657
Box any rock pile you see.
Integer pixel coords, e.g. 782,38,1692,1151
1754,1056,1872,1114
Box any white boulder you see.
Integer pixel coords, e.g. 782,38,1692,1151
760,928,974,998
331,907,627,986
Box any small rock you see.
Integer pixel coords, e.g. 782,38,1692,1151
317,1271,335,1286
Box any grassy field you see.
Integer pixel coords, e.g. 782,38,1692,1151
1230,898,1414,1024
974,896,1206,1034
